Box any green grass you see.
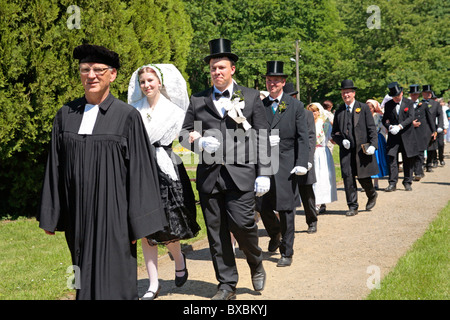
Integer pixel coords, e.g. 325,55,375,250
0,218,73,300
366,201,450,300
2,148,447,300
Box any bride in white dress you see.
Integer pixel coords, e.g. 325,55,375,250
306,103,337,213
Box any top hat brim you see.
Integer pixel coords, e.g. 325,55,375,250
204,52,239,63
263,73,288,77
340,85,357,90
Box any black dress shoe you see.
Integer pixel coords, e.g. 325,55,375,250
366,192,378,211
141,285,161,300
175,253,188,287
440,160,445,166
426,167,433,172
346,209,358,216
211,289,236,300
277,255,292,267
268,233,281,252
307,221,317,234
413,175,422,181
403,183,412,191
251,268,266,291
385,184,396,192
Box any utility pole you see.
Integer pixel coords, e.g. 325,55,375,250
295,40,300,100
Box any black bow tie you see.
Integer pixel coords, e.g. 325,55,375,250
215,90,230,99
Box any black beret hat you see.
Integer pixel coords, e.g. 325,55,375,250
73,44,120,69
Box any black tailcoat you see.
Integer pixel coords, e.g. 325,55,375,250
259,93,309,211
382,98,419,158
331,100,379,178
413,100,436,152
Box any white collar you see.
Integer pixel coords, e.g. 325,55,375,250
213,83,234,98
269,92,283,102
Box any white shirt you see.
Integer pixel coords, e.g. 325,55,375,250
269,92,284,113
78,104,99,135
345,100,356,113
213,84,234,117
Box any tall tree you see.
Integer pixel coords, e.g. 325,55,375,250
184,0,354,103
0,0,193,216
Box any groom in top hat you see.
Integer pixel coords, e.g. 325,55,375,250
256,61,309,267
331,79,378,216
180,38,271,300
382,82,418,191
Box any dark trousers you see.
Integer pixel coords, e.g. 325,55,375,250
438,132,445,162
342,175,375,211
298,185,318,226
259,205,295,257
199,169,262,292
426,149,437,168
413,152,425,176
388,142,414,186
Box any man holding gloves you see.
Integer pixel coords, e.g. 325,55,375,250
180,39,271,300
332,80,379,216
382,82,418,191
256,61,309,267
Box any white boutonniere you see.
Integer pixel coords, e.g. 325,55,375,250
224,90,252,131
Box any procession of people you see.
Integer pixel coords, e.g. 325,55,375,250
37,40,447,300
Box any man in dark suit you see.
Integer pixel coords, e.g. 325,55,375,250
422,85,442,172
283,83,318,234
409,84,436,181
256,62,309,267
331,79,378,216
180,39,271,300
382,82,418,191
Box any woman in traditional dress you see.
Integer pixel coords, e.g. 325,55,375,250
306,103,337,214
366,99,389,189
128,64,200,300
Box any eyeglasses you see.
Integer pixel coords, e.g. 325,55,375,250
79,67,111,75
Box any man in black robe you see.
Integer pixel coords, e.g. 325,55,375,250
37,44,166,300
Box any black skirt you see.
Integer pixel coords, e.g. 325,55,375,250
146,148,200,246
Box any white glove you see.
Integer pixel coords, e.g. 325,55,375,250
342,139,351,149
290,166,308,175
365,145,375,155
307,162,313,171
254,176,270,197
389,125,400,135
199,136,220,153
437,127,443,133
269,135,280,147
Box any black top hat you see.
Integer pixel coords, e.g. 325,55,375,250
409,84,421,94
388,82,403,97
204,38,239,63
339,79,357,90
422,84,432,92
283,82,298,96
73,44,120,69
264,61,288,77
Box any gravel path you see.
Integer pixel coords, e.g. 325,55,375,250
138,151,450,300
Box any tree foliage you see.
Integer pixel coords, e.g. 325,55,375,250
0,0,192,217
1,0,448,217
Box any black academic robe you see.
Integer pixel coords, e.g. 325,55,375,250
37,93,166,300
